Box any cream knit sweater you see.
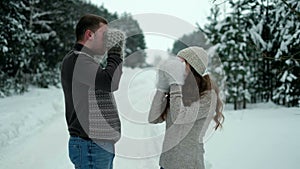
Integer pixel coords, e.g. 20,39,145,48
150,84,217,169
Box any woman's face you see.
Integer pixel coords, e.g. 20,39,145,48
185,61,191,73
178,57,191,74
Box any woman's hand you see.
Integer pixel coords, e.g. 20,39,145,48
157,57,187,90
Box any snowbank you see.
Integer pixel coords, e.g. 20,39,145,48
0,86,64,147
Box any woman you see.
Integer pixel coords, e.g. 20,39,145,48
149,46,224,169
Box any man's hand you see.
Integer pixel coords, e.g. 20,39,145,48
104,29,125,59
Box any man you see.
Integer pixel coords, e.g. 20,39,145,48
61,14,125,169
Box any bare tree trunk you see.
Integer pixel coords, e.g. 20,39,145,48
243,75,246,109
234,98,237,110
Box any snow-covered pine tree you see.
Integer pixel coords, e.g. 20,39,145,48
269,0,300,107
251,0,300,107
202,0,279,109
216,0,257,110
25,0,120,87
171,30,211,55
25,0,61,88
207,45,227,104
204,0,299,107
199,6,223,47
0,0,35,96
240,0,265,104
1,0,129,96
110,13,148,68
197,6,227,104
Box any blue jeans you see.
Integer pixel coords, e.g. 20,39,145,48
68,136,115,169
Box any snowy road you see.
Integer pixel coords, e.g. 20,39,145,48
1,114,72,169
0,86,73,169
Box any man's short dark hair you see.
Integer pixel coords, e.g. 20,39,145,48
76,14,108,41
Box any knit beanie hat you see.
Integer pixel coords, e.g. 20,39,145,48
177,46,208,76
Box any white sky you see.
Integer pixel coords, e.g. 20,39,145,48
90,0,221,50
89,0,227,64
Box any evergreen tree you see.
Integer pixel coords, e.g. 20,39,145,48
202,0,300,108
0,0,148,97
31,0,118,87
250,0,300,106
215,0,256,109
269,0,300,106
171,30,211,55
110,13,147,68
0,0,34,96
199,6,227,101
202,0,266,109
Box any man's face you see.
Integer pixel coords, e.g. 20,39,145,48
90,23,107,55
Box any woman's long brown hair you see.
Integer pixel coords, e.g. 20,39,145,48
182,66,224,130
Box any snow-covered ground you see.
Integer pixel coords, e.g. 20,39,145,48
0,67,299,169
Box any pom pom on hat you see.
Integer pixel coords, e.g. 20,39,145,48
177,46,208,76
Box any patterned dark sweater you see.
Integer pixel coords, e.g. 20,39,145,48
61,43,122,143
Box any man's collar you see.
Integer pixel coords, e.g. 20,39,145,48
73,43,98,56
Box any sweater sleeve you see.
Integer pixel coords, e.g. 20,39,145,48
148,90,167,124
73,53,122,92
169,84,216,124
